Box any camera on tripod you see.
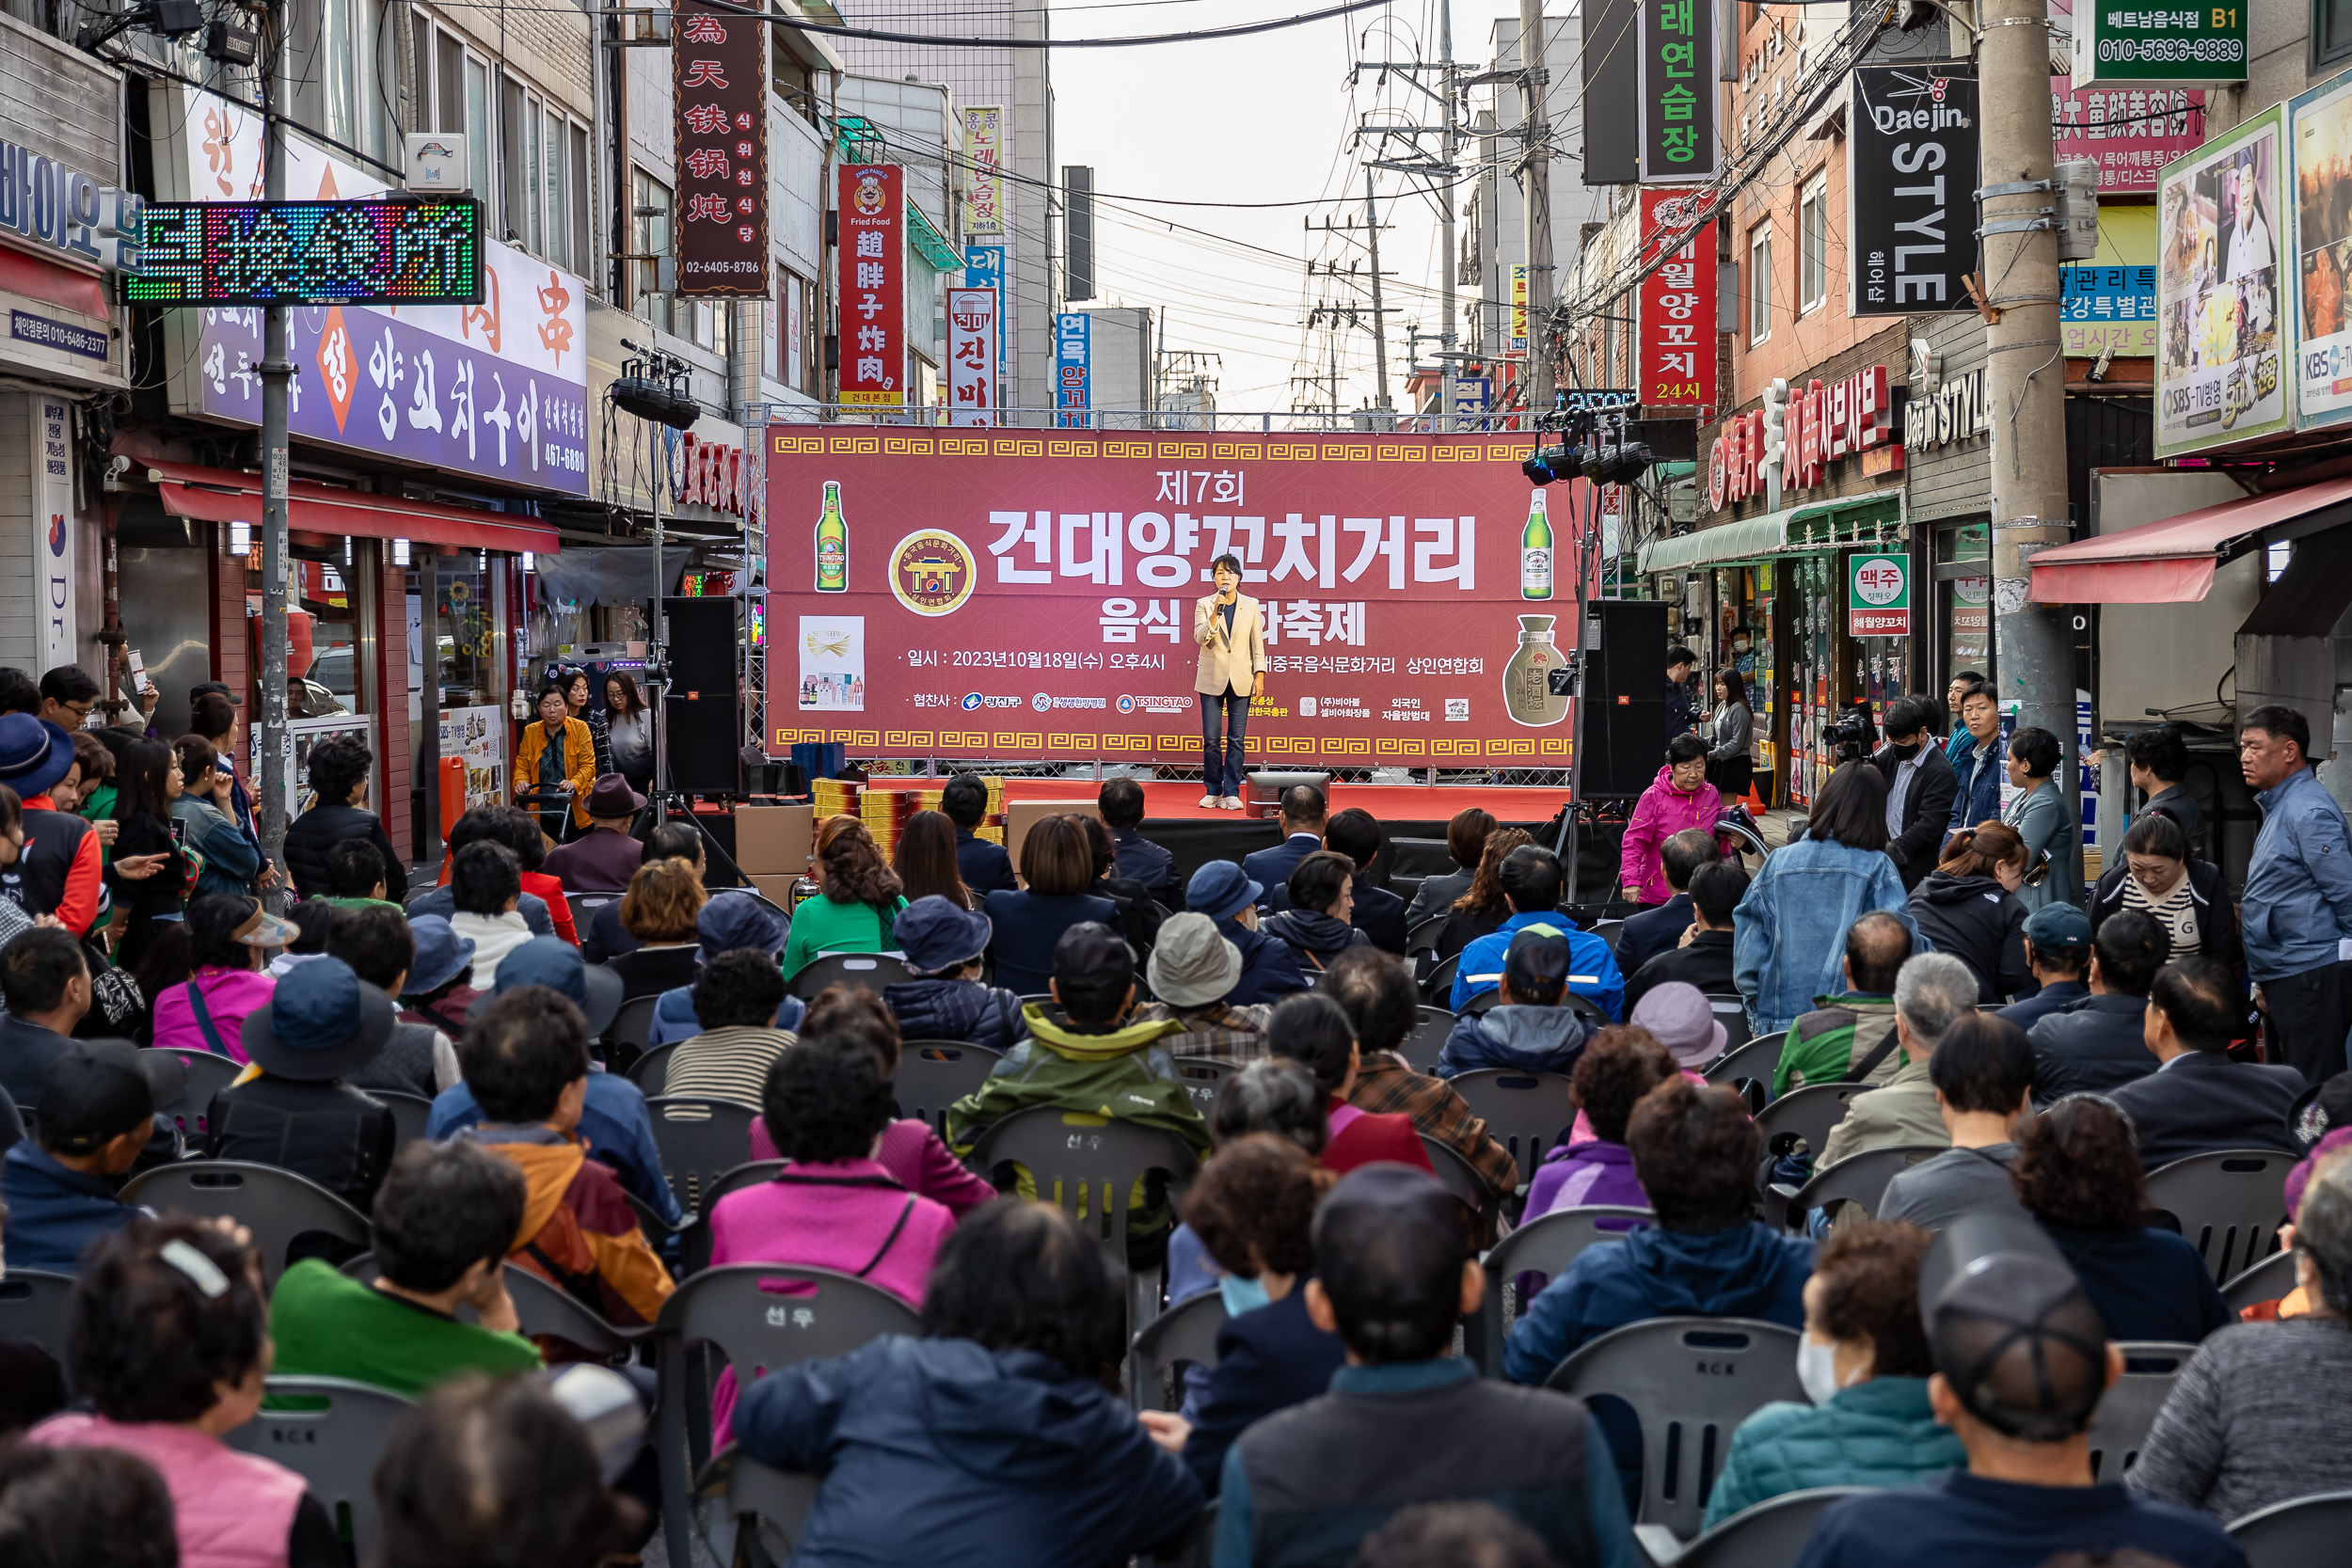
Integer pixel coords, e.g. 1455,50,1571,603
1821,705,1878,764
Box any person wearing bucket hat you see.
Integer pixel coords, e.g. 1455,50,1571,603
1627,981,1725,1071
0,711,107,935
0,1039,184,1271
542,774,649,894
1185,860,1307,1006
1133,911,1274,1063
202,957,398,1214
644,892,804,1050
877,895,1026,1053
391,912,482,1041
146,895,299,1060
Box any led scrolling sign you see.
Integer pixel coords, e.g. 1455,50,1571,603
125,198,485,307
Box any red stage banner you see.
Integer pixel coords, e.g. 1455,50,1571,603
1636,188,1718,412
837,166,904,407
765,430,1598,765
673,1,768,297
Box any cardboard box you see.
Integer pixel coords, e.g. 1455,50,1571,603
746,872,803,911
734,804,815,876
1003,799,1071,883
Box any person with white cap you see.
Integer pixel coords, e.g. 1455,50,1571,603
1132,911,1273,1061
204,956,399,1215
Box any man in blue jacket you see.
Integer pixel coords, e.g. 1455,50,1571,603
2239,705,2352,1083
1242,784,1327,911
944,772,1017,895
1098,778,1180,905
1449,845,1624,1021
1946,683,2005,847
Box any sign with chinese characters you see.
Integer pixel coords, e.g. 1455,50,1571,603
837,164,903,408
2073,3,2247,89
962,106,1004,236
946,287,996,426
1510,264,1528,354
672,1,768,296
1708,364,1899,508
1849,66,1979,317
126,198,483,305
35,396,72,671
1635,188,1717,408
2061,263,2158,356
2051,76,2204,193
1056,311,1090,427
2154,104,2286,455
2292,66,2352,432
764,429,1585,762
1848,553,1911,636
160,87,590,497
1640,0,1716,182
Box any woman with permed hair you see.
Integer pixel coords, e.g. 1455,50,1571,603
778,816,910,978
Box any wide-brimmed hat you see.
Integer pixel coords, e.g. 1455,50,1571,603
241,957,397,1081
0,713,79,799
1629,981,1726,1068
583,773,647,820
1185,860,1263,922
1147,912,1242,1007
894,895,993,974
467,936,623,1035
404,913,477,995
224,897,299,950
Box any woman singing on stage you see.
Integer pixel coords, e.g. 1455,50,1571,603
1194,553,1269,811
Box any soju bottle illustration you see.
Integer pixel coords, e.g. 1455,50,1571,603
815,481,848,593
1520,489,1553,600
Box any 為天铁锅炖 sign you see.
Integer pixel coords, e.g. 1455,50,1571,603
764,429,1603,764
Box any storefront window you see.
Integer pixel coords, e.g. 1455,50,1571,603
1936,523,1993,684
413,556,500,709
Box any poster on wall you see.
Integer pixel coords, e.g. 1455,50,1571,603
437,705,506,815
1849,66,1980,318
2155,104,2289,455
251,714,373,820
2291,68,2352,431
763,429,1590,765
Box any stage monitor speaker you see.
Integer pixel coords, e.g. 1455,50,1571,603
1580,599,1671,799
662,596,739,692
664,693,742,793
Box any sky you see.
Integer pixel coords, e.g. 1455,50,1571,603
1051,0,1534,419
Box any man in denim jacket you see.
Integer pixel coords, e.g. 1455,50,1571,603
2240,705,2352,1082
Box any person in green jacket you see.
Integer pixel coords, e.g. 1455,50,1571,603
1773,911,1915,1096
780,817,908,979
1701,1217,1964,1528
947,922,1209,1238
269,1140,543,1398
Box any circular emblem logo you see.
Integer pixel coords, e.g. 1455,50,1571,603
1116,694,1136,715
1854,557,1905,606
889,529,977,617
961,692,984,710
1031,692,1051,712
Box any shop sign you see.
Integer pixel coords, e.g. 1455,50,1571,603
2051,77,2204,193
1707,364,1899,509
1639,0,1717,182
1849,66,1979,317
0,138,139,274
676,430,747,517
2154,104,2287,456
1849,553,1910,636
1452,375,1492,424
962,107,1005,236
2060,263,2158,356
35,396,71,671
1636,189,1717,408
2291,67,2352,433
946,286,997,427
1905,363,1992,451
1510,264,1528,355
837,164,904,408
2072,3,2247,89
127,198,482,306
673,1,768,297
962,243,1009,383
1056,311,1090,427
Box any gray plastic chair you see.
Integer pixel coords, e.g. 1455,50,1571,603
1468,1205,1651,1376
119,1161,370,1287
1702,993,1753,1053
1129,1287,1229,1411
567,892,619,936
692,1447,818,1568
627,1041,675,1096
1637,1484,1875,1567
2144,1148,2296,1281
2221,1248,2300,1311
1701,1030,1786,1113
896,1041,1005,1136
1769,1144,1945,1232
2088,1341,2197,1482
1545,1316,1805,1540
785,952,919,1001
2229,1488,2352,1568
224,1375,413,1551
1397,1006,1454,1070
604,994,659,1058
1444,1069,1578,1189
1171,1056,1239,1120
682,1161,789,1275
0,1269,75,1361
146,1048,241,1141
368,1089,434,1148
654,1264,922,1568
1752,1083,1866,1162
644,1096,762,1216
1419,1133,1493,1212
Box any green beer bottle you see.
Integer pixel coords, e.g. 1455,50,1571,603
816,481,848,593
1520,488,1553,600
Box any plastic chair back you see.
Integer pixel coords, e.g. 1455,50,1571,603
119,1161,370,1287
1468,1206,1651,1376
692,1447,818,1568
567,893,620,936
2088,1340,2197,1481
896,1040,1004,1136
604,994,659,1057
1781,1145,1945,1230
1590,919,1625,953
1662,1485,1876,1568
1171,1056,1239,1120
1419,1134,1492,1212
785,952,919,1001
1703,993,1753,1052
225,1376,412,1551
2221,1248,2300,1311
1545,1316,1805,1539
0,1269,74,1361
1444,1069,1578,1189
1129,1289,1229,1411
969,1106,1200,1244
1701,1029,1787,1113
2229,1488,2352,1568
2144,1148,2296,1281
1397,1006,1454,1071
627,1041,676,1096
146,1048,241,1141
368,1089,434,1148
1421,952,1462,1005
681,1161,789,1275
1752,1083,1866,1161
644,1097,762,1216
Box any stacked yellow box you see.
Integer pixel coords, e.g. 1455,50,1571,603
976,824,1006,846
811,779,859,826
859,785,906,860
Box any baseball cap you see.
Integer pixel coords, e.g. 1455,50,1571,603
38,1039,178,1153
2022,902,2092,954
467,936,624,1035
1186,860,1263,922
893,895,993,975
1051,920,1133,996
1920,1212,2110,1442
1503,926,1572,1002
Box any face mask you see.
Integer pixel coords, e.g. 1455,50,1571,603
1217,1273,1272,1317
1798,1336,1848,1407
1886,740,1920,761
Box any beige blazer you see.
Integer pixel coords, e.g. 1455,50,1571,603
1193,592,1269,696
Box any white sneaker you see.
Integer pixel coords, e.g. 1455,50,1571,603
1220,795,1244,810
1200,794,1220,808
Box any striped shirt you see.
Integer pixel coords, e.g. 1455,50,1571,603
2120,872,2201,952
660,1026,797,1108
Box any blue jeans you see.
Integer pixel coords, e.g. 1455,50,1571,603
1201,689,1248,797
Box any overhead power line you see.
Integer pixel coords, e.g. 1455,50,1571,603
614,0,1394,49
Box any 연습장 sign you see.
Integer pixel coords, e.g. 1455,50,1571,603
1849,553,1911,636
2154,104,2287,455
126,198,483,306
1849,66,1979,318
838,165,904,408
1640,0,1717,182
673,0,769,297
962,107,1004,236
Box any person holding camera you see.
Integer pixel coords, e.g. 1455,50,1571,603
1869,694,1959,893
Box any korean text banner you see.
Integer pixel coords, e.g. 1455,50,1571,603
1849,66,1979,317
2292,66,2352,432
2155,104,2288,455
763,430,1592,766
1639,0,1716,182
1636,188,1718,408
2051,77,2204,194
962,107,1005,236
837,165,904,407
946,287,996,426
674,1,769,297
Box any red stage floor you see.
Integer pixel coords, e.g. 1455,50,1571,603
858,776,1569,824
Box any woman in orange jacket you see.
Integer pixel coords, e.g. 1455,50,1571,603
514,686,596,841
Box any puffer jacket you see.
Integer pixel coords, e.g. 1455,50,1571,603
1435,1004,1587,1080
1216,916,1311,1006
1700,1376,1966,1529
1620,766,1723,906
281,802,408,901
1261,907,1369,974
883,977,1028,1052
1909,870,2032,1005
945,1003,1208,1161
1732,836,1915,1035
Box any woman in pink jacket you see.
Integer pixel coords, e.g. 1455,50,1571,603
1619,734,1724,907
30,1215,340,1568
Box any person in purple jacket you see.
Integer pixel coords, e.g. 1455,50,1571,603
1522,1026,1676,1224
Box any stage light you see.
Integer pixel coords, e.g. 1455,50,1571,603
1521,443,1582,485
1579,443,1656,486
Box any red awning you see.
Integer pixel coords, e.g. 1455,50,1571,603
0,241,110,323
2026,474,2352,604
144,457,559,553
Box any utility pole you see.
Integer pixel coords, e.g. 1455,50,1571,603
257,0,291,902
1519,0,1553,413
1438,0,1458,432
1363,169,1392,417
1979,0,2074,742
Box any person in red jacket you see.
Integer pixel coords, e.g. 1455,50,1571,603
1267,992,1433,1176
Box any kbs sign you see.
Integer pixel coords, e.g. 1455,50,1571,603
1708,365,1899,509
1849,553,1911,636
946,287,997,427
764,429,1590,764
837,165,903,407
1636,189,1718,409
673,1,768,296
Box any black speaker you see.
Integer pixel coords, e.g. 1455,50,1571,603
662,596,739,691
664,693,742,793
1580,599,1671,799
